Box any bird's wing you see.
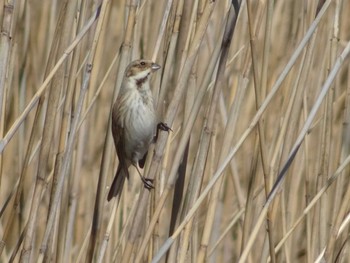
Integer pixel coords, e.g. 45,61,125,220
112,102,129,178
111,110,121,151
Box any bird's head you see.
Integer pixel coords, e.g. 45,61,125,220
125,59,161,87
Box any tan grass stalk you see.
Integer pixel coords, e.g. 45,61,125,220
238,2,269,257
207,208,245,258
175,36,223,263
75,223,92,263
86,0,138,261
157,0,182,112
196,3,240,262
246,0,275,261
42,1,77,259
324,129,350,261
2,0,350,262
111,192,140,262
0,1,16,140
123,1,217,262
329,0,345,225
151,0,174,63
265,16,318,262
241,39,350,263
316,212,350,262
302,93,312,263
0,8,99,154
268,152,350,262
20,2,74,261
37,1,108,261
153,1,334,261
96,197,118,263
166,1,200,262
135,18,223,263
60,2,86,261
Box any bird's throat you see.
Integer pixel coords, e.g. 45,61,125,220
136,76,149,88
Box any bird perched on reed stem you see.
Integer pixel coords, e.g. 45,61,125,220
107,59,170,201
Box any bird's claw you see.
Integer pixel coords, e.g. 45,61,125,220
154,122,172,142
157,122,172,132
141,177,154,190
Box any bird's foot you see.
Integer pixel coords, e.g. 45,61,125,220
157,122,172,132
154,122,172,142
141,176,154,190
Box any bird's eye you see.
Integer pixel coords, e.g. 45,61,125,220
140,61,146,66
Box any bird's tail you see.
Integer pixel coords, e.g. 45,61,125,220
107,164,127,202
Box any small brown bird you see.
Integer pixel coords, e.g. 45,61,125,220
107,59,170,201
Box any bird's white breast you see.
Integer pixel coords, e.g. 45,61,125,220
119,87,157,162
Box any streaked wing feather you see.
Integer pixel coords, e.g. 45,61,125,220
112,103,129,179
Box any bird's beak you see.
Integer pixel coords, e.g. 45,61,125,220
151,63,161,71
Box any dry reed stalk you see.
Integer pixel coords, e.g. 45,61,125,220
20,2,74,261
0,9,99,154
1,0,350,262
1,3,100,262
268,152,350,262
174,35,223,263
0,1,16,144
86,0,138,261
154,0,333,261
39,1,107,262
123,1,217,262
196,3,239,262
61,2,90,261
242,37,350,263
246,0,275,262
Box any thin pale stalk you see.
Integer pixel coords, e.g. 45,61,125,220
124,1,217,262
45,1,78,261
207,209,245,258
241,39,350,262
266,26,313,263
151,0,174,62
37,1,106,261
316,213,350,262
172,0,195,83
324,139,350,261
20,2,70,261
86,0,137,261
96,198,118,263
3,0,350,262
167,9,200,260
302,94,312,263
152,3,333,261
134,17,222,262
326,0,345,256
267,153,350,262
111,192,140,262
75,224,92,263
197,4,240,261
157,0,182,111
0,0,16,140
260,1,275,260
77,52,120,130
218,70,249,209
60,1,85,260
0,8,100,154
246,0,274,260
237,0,266,254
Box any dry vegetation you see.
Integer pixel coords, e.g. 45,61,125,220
1,0,350,262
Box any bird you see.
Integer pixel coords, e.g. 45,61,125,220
107,59,171,201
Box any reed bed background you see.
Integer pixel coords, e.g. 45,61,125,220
1,0,350,262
